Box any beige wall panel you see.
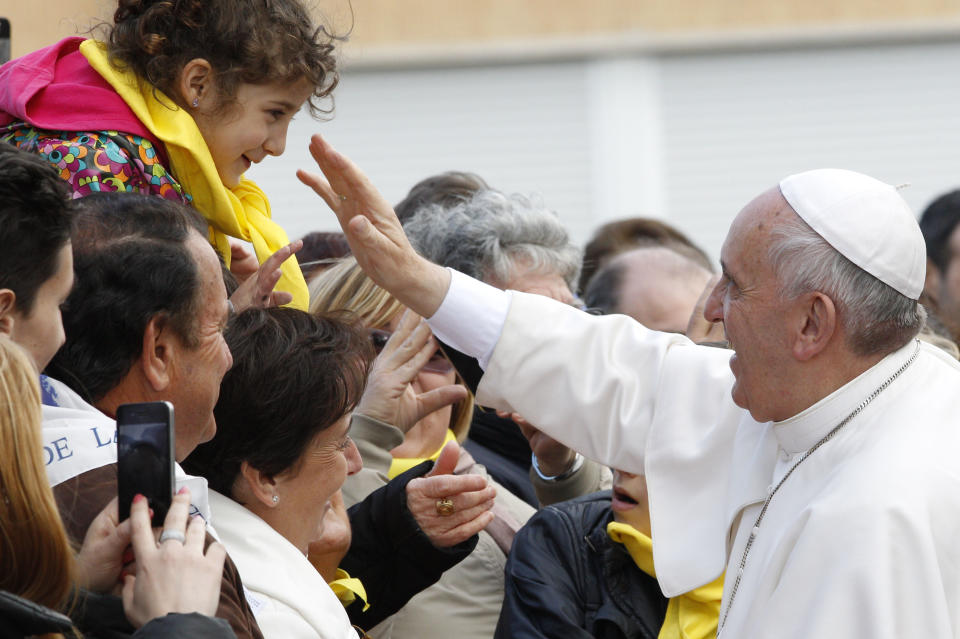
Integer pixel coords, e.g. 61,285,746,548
4,0,113,58
317,0,960,47
6,1,960,60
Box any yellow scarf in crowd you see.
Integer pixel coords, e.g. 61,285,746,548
329,568,370,612
387,429,457,479
79,40,309,310
607,522,723,639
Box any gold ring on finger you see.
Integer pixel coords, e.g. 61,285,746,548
435,497,455,517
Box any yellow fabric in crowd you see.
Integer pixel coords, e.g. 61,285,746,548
329,568,370,612
607,521,723,639
79,40,309,310
387,429,457,479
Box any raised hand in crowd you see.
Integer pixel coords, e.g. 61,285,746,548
356,309,468,432
121,488,226,628
405,441,496,547
229,239,303,313
298,135,449,318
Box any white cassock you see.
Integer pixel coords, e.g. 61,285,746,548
428,269,960,638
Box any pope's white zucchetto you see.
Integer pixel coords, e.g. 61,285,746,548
778,168,925,300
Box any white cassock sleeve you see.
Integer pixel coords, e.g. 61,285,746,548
427,270,747,595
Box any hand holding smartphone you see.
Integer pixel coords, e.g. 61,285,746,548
117,402,175,527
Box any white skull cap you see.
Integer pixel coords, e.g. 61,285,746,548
779,168,925,300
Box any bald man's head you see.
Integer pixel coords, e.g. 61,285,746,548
584,246,713,332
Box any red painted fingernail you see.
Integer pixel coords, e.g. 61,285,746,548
178,487,189,495
133,494,145,504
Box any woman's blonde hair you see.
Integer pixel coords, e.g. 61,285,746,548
0,336,76,610
309,258,475,441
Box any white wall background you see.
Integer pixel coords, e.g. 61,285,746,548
250,38,960,272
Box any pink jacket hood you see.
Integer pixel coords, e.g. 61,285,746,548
0,36,152,140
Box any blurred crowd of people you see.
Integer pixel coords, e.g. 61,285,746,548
2,1,960,639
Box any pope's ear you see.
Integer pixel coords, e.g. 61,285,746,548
792,291,837,361
0,289,15,336
140,314,174,392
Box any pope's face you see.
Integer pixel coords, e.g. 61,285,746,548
704,188,797,423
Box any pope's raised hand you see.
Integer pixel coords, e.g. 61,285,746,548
297,134,450,318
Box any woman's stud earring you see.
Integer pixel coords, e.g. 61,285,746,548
192,97,200,108
272,495,279,504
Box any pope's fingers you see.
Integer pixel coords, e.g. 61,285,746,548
296,168,339,211
308,134,373,196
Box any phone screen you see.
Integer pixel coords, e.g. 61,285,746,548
117,402,174,526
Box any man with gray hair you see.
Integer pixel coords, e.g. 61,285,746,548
403,188,608,507
302,139,960,637
404,189,581,303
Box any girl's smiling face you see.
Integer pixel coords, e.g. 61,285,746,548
192,78,314,189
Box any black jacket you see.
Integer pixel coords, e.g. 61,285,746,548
342,460,479,631
0,589,235,639
495,491,668,639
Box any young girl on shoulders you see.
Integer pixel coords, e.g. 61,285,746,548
0,0,338,308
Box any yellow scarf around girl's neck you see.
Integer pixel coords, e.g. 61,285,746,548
607,521,723,639
79,39,308,310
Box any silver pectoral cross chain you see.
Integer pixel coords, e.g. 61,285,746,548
717,340,920,635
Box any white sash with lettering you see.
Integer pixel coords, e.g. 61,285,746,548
40,376,213,527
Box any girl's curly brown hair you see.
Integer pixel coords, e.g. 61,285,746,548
107,0,339,117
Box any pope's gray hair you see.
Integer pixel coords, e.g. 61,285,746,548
768,212,924,356
404,189,582,290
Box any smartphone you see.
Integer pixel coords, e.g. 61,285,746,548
117,401,175,527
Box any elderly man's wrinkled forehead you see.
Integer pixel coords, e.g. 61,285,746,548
729,186,799,242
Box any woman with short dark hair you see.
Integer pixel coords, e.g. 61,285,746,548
184,308,493,638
